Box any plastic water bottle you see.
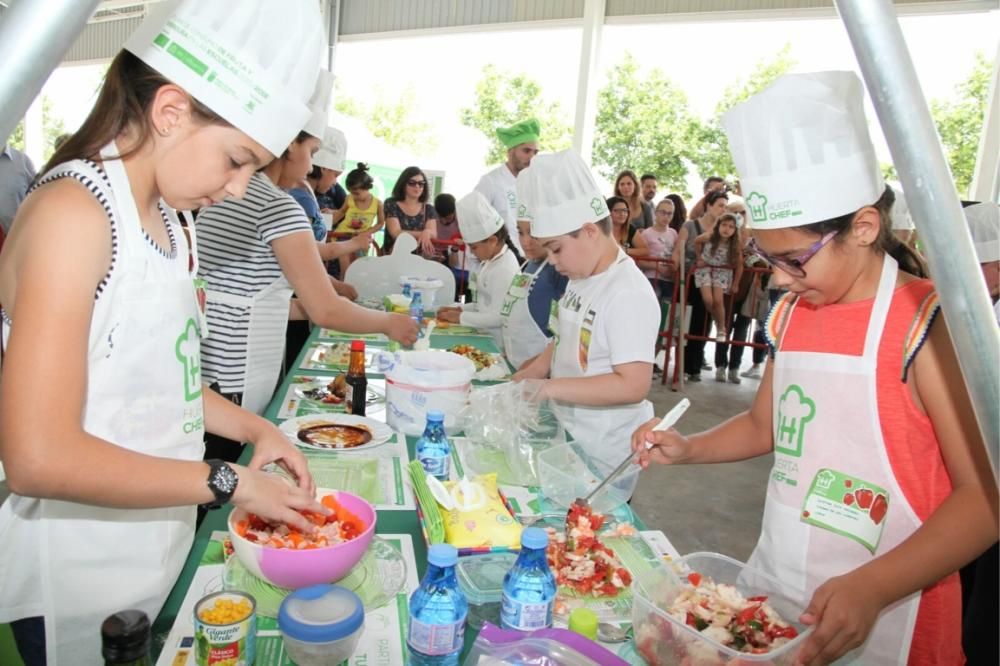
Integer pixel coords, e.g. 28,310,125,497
402,282,412,298
410,291,424,343
407,544,468,666
500,527,557,632
415,410,450,482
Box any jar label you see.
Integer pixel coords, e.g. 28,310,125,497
407,617,464,656
500,594,552,631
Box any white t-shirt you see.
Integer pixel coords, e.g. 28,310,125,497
459,244,520,346
196,172,312,393
474,163,523,254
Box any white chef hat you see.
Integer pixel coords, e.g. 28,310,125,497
313,126,347,172
456,191,505,243
517,149,609,238
124,0,325,158
965,202,1000,264
303,70,335,139
722,71,884,230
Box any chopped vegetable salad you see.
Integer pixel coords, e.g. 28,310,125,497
233,494,366,549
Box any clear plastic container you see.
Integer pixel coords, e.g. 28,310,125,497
278,585,364,666
631,552,813,665
455,553,516,629
536,443,639,514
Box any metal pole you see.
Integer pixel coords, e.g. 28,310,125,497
836,0,999,477
0,0,101,148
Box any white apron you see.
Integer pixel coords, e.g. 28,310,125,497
549,253,654,486
500,259,550,369
0,144,205,665
205,276,293,416
748,254,922,664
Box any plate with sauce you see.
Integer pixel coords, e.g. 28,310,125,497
279,415,393,451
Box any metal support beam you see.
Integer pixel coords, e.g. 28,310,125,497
836,0,1000,477
970,42,1000,203
0,0,101,148
326,0,341,73
572,0,605,164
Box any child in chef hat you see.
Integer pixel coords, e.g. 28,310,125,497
631,71,997,665
513,149,660,485
436,192,521,347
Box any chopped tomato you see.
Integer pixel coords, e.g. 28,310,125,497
687,572,703,587
736,604,760,625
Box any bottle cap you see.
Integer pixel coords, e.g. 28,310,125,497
568,608,598,640
521,526,549,550
101,609,151,662
428,543,458,568
350,339,365,352
426,410,445,423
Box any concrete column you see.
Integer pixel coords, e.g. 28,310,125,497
572,0,605,165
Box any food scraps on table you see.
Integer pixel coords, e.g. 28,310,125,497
300,374,348,404
316,342,352,366
233,494,366,549
545,503,635,598
449,344,495,371
635,571,800,663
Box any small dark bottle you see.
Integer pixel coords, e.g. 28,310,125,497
101,609,152,666
345,339,367,416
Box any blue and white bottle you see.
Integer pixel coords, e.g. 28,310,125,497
415,410,451,482
407,544,468,666
500,527,557,632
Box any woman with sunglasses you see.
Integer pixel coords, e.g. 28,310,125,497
384,166,438,256
632,72,997,666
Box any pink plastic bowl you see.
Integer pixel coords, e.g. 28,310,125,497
227,490,377,589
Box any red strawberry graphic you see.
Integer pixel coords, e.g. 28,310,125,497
844,479,853,489
870,493,888,525
802,510,810,519
843,493,855,506
854,488,874,510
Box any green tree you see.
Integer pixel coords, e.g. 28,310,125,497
930,51,992,196
592,52,702,194
335,84,438,155
693,44,796,183
7,96,67,162
459,64,573,166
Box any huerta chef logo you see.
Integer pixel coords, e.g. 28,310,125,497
747,192,768,223
776,384,815,457
175,318,202,402
590,197,608,217
748,191,804,224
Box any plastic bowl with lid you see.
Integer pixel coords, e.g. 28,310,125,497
536,443,639,514
278,584,365,665
228,489,376,589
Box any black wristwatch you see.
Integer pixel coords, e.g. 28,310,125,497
203,459,239,510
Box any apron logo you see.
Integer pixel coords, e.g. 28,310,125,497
175,318,202,402
562,291,582,313
578,308,596,372
776,384,815,457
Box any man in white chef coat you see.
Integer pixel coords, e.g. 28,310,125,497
474,117,540,256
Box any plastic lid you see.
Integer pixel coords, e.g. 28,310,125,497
521,527,549,550
278,585,364,644
426,410,445,423
568,608,598,640
101,610,151,662
428,543,458,568
351,340,365,352
456,553,516,604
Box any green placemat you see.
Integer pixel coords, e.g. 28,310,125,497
304,456,381,505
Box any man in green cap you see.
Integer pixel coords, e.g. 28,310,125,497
474,117,540,255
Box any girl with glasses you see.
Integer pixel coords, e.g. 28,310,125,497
384,166,438,256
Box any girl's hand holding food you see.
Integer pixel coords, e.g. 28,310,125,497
246,420,315,497
630,417,693,468
230,464,329,534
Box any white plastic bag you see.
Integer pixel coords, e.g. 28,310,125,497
379,350,475,436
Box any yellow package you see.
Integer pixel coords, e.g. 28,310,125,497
441,473,523,550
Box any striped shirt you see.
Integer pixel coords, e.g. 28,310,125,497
196,172,311,393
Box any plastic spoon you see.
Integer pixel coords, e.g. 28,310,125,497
573,398,691,512
413,320,436,351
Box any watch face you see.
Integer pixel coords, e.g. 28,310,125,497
214,464,238,494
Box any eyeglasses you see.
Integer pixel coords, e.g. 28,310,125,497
747,231,837,278
407,179,426,188
611,207,629,215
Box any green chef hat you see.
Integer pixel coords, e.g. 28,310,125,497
496,117,541,149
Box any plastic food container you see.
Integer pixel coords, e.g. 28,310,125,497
456,553,517,629
278,584,365,666
381,350,476,436
536,443,639,514
631,552,813,665
399,276,444,308
228,490,376,589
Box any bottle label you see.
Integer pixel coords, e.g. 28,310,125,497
407,616,464,656
418,452,449,480
501,594,553,631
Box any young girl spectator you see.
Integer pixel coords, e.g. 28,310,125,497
384,166,438,255
633,71,998,665
665,192,687,232
0,3,328,662
639,198,679,301
331,162,383,272
694,213,741,354
613,169,653,229
437,192,520,347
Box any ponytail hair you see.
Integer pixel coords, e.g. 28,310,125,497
346,162,374,190
496,226,524,264
45,50,225,174
800,185,927,278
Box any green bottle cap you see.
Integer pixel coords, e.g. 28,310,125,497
568,607,598,640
